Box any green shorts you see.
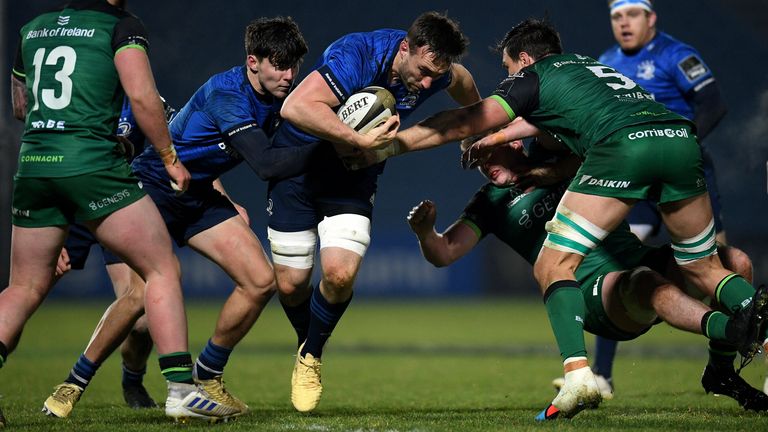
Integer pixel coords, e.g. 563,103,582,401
581,269,653,342
12,163,146,227
569,121,706,204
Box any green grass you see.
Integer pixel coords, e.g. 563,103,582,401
3,299,768,431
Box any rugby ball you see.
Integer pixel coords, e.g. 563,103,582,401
337,86,396,134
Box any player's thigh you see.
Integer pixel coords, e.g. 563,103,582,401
588,269,656,338
318,214,370,284
9,225,68,292
87,195,177,279
188,215,274,288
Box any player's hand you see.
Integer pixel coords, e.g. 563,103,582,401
115,135,135,161
165,160,191,195
233,202,250,225
357,115,400,149
461,143,492,170
407,200,437,237
55,247,72,277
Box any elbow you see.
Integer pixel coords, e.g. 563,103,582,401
280,101,300,124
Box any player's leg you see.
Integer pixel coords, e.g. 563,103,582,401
533,191,633,420
186,214,277,416
289,214,369,413
659,194,767,360
105,262,156,409
269,228,317,348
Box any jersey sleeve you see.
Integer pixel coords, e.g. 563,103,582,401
667,44,714,94
488,70,541,121
458,186,497,239
12,39,24,80
112,14,150,54
315,37,375,103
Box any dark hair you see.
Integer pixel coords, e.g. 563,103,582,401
245,16,308,70
496,18,562,61
406,11,468,66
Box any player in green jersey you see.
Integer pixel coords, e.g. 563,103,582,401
375,18,768,419
4,0,225,424
406,140,768,418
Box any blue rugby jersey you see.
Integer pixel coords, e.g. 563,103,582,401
599,31,715,120
132,66,281,183
274,29,453,159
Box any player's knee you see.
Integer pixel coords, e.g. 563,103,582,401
131,315,150,335
268,227,317,270
671,219,717,266
318,214,371,258
321,264,357,293
542,205,607,258
718,246,753,282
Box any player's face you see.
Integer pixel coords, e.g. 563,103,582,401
397,42,451,93
610,7,657,51
249,56,299,99
501,52,524,76
478,141,526,187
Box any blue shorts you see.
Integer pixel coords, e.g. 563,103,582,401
266,124,383,232
627,145,724,234
65,223,123,269
136,173,238,246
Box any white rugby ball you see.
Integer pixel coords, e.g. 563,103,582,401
337,86,396,134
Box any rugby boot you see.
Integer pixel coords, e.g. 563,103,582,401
291,343,323,412
42,383,84,418
728,284,768,362
122,382,157,409
702,364,768,411
164,381,242,423
536,366,602,421
195,375,249,414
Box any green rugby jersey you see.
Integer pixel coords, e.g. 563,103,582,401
490,53,690,157
459,181,652,287
12,0,150,177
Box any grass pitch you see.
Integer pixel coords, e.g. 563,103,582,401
2,299,767,431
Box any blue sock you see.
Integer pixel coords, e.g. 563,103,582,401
280,291,312,348
301,287,353,358
195,339,233,380
593,337,618,380
122,364,146,388
65,354,99,389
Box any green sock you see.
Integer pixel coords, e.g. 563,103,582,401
715,274,755,314
158,352,194,384
701,310,730,341
544,280,587,361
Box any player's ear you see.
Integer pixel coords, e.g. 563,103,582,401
647,11,657,28
246,55,259,72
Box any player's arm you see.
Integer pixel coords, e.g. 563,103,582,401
280,70,399,150
11,41,27,121
687,80,726,140
407,200,479,267
672,47,727,140
446,63,481,106
115,48,190,192
225,122,320,181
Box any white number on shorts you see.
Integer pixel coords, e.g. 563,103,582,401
586,65,637,90
30,46,77,111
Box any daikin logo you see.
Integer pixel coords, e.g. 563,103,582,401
579,175,631,189
57,16,70,25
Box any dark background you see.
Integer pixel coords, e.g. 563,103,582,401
2,1,767,298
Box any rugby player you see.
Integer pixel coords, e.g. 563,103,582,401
269,11,481,412
4,0,214,425
386,18,767,418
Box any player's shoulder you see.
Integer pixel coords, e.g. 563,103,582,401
598,44,622,65
327,29,404,54
650,31,701,58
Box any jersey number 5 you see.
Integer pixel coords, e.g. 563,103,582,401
30,45,77,111
586,65,637,90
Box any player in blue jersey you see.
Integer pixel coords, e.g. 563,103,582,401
46,98,176,412
269,11,481,412
567,0,731,401
43,16,310,421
